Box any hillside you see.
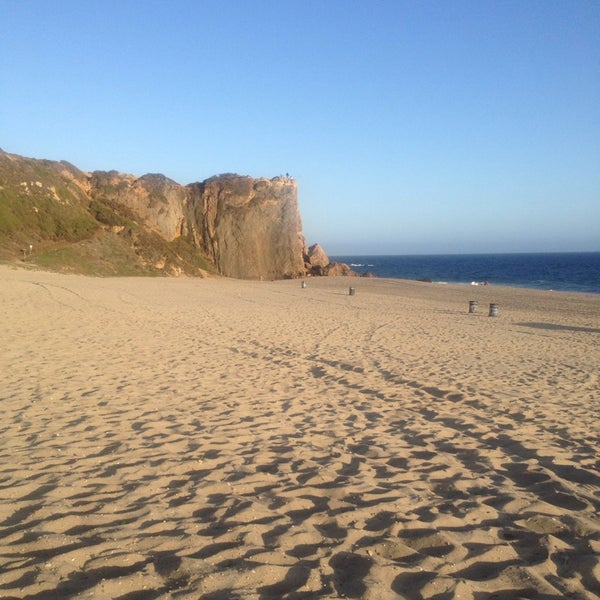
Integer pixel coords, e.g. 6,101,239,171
0,150,308,278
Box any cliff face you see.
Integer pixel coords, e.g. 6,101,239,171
0,149,309,279
89,170,305,279
89,171,187,242
185,175,305,279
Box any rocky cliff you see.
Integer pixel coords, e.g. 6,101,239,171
0,150,311,279
184,175,306,279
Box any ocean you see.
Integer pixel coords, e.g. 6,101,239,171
329,252,600,295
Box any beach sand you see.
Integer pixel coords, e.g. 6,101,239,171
1,265,599,599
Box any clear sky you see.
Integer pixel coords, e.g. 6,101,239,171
2,0,599,254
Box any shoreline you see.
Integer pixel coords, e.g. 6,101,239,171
1,265,599,598
331,251,600,296
3,259,600,298
358,275,600,297
367,275,600,297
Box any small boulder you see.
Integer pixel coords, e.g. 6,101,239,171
324,262,358,277
306,243,330,268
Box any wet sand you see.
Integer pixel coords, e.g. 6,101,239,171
1,265,599,599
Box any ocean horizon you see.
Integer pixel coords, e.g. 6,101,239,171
330,252,600,295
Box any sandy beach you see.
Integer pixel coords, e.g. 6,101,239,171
1,265,599,600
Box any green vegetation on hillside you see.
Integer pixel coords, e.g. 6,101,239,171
0,187,98,241
0,150,215,276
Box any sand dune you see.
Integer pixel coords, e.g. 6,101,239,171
1,265,599,599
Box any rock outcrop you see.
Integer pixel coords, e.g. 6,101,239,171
322,262,358,277
89,171,187,242
88,169,306,279
184,175,306,280
303,243,359,277
305,243,330,275
0,149,315,279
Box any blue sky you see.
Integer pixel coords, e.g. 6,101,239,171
2,0,599,254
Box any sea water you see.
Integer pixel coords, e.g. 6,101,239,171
329,252,600,294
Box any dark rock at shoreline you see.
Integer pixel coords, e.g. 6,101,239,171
322,262,358,277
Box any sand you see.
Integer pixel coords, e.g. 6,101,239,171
1,265,599,600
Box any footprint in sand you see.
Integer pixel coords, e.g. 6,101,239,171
396,528,455,558
329,551,372,598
